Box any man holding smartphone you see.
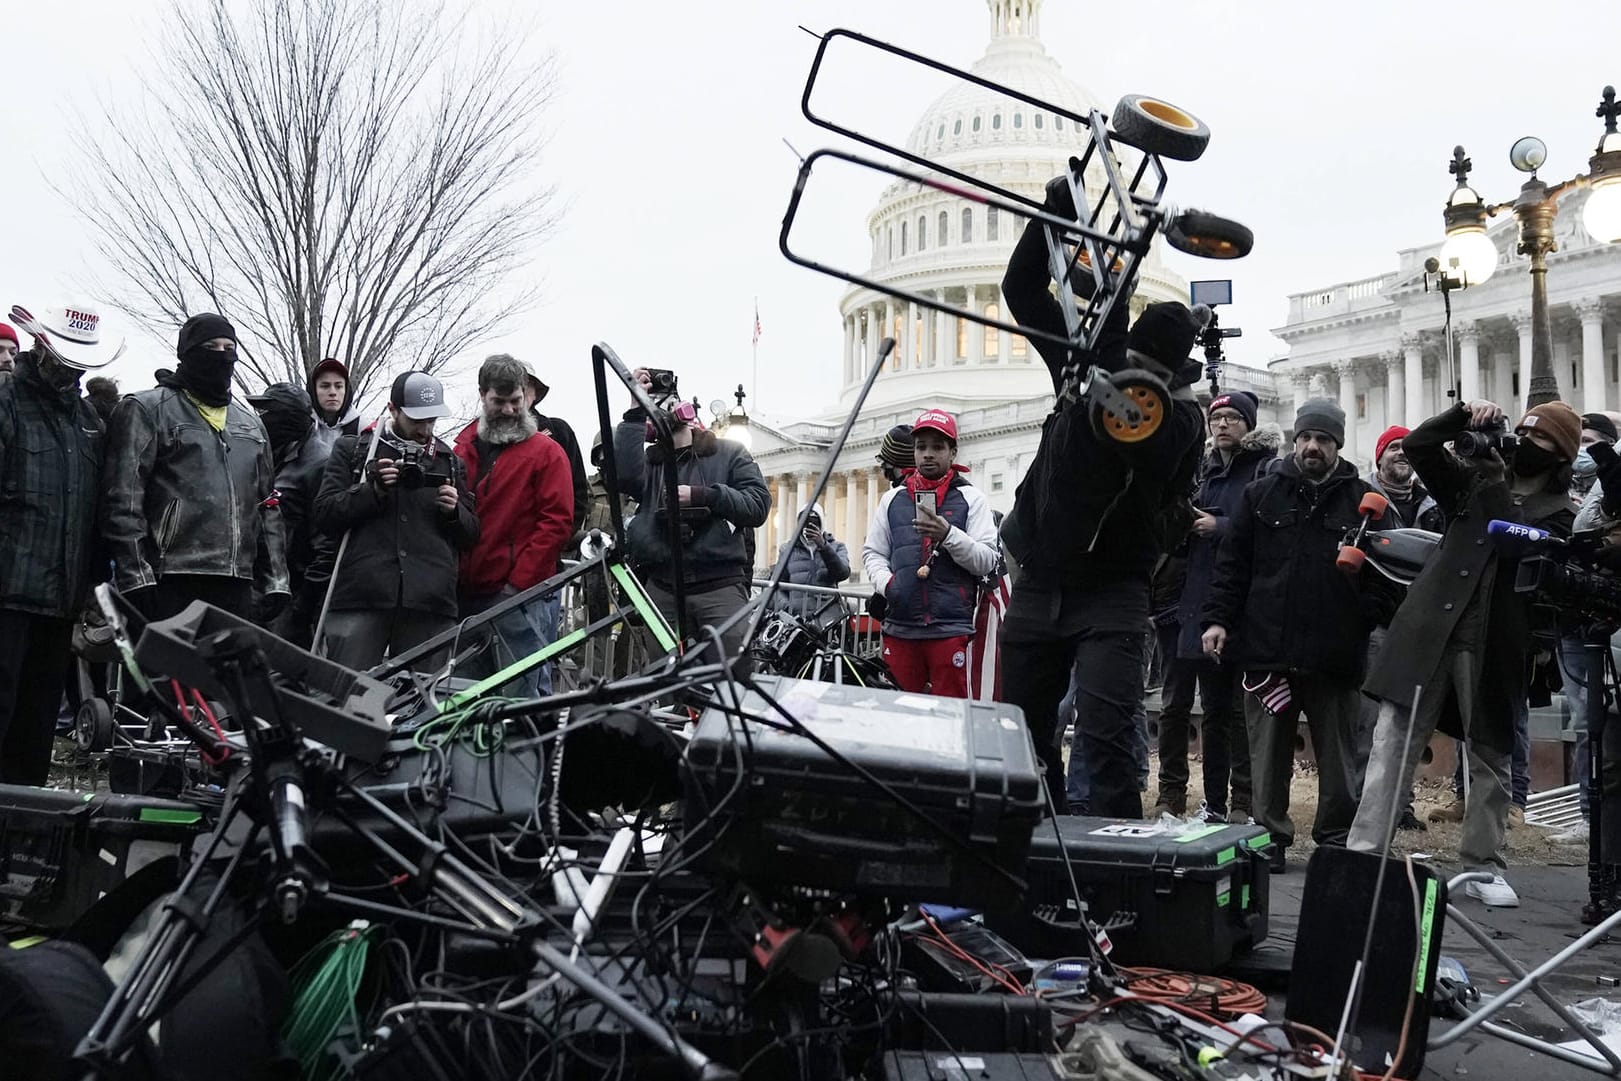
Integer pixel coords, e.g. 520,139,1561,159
862,408,1001,696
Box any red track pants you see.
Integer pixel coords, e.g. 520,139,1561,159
881,634,971,698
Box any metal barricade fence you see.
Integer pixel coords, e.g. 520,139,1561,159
550,559,666,689
547,566,882,687
748,579,882,659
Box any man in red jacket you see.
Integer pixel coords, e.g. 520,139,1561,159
454,354,575,695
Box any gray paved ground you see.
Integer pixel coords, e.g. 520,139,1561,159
1262,862,1621,1079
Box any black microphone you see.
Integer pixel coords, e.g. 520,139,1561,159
1486,519,1565,556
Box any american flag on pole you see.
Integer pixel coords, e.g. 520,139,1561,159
752,301,762,347
966,571,1011,701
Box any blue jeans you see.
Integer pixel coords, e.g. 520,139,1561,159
525,593,562,694
459,586,553,697
1560,634,1595,815
1452,694,1530,809
1513,696,1530,808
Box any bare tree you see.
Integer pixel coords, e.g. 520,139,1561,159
67,0,558,392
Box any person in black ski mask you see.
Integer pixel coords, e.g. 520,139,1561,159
101,312,290,622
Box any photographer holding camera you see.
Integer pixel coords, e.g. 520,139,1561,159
614,367,771,671
313,371,478,671
1349,399,1579,908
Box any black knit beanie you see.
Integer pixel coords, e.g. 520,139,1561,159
1126,302,1206,371
1294,397,1346,447
878,424,915,471
176,313,237,357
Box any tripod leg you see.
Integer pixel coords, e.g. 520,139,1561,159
1586,633,1612,925
330,776,735,1080
75,794,253,1076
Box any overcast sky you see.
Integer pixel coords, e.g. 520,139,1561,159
7,0,1621,433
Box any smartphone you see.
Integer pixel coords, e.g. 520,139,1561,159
914,491,937,517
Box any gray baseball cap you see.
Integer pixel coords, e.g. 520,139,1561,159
390,370,450,420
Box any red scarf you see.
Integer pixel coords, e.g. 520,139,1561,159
903,465,969,566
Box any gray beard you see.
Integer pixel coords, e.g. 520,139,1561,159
478,409,537,445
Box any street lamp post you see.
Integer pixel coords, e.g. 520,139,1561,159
1441,86,1621,408
711,384,753,450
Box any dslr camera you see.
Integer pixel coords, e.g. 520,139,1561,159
646,368,679,404
397,444,452,489
1454,420,1517,460
378,433,453,490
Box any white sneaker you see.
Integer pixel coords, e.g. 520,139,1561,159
1465,874,1521,908
1551,820,1591,845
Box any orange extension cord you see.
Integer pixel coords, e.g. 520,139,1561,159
1114,966,1268,1018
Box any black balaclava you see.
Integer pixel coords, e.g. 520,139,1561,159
254,383,315,462
1512,439,1561,478
174,313,238,407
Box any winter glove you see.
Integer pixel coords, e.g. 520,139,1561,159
254,591,290,626
1043,156,1084,219
123,586,156,621
865,591,889,622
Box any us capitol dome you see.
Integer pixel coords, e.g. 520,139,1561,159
746,0,1266,577
833,0,1188,413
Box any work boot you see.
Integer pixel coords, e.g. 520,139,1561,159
1396,809,1427,833
1148,791,1186,819
1507,804,1526,829
1427,798,1465,825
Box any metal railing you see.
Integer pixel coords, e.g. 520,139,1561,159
750,579,883,659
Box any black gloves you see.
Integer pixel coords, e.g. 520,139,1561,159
1043,156,1084,220
123,586,156,621
254,591,290,626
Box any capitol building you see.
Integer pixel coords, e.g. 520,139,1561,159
1273,188,1621,464
749,0,1279,577
749,0,1621,577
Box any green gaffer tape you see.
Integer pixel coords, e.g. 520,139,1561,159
1216,891,1231,907
1172,824,1227,844
611,564,677,652
1246,833,1272,849
1215,846,1237,866
1416,877,1439,994
138,808,203,825
442,627,591,710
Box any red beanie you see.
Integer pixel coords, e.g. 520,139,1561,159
0,322,17,347
1374,425,1409,466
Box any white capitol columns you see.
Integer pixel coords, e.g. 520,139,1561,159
1511,314,1534,415
1577,298,1608,414
1401,333,1425,428
1490,335,1514,412
1334,360,1359,460
1382,351,1404,429
1456,321,1481,405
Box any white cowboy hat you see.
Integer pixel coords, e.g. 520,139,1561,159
7,303,126,370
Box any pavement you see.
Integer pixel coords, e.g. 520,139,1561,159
1260,860,1621,1079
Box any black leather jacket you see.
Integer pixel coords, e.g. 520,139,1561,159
101,387,289,597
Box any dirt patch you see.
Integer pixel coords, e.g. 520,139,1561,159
1150,757,1578,868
